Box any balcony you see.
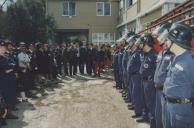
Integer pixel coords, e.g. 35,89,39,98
139,0,194,33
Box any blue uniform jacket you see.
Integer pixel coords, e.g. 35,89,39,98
113,52,119,70
126,50,133,74
127,49,143,75
118,48,124,76
140,49,157,79
164,51,194,98
154,50,174,87
122,50,129,73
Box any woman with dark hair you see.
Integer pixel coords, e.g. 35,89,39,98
99,45,106,72
35,43,46,82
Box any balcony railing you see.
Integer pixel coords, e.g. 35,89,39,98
139,0,194,34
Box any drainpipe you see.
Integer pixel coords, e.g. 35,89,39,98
137,0,141,13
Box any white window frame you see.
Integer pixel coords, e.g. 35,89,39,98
92,33,115,43
128,0,137,7
62,1,77,17
133,0,137,4
96,2,111,16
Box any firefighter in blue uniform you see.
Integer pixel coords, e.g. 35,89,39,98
138,33,157,128
153,22,174,128
122,42,130,100
117,41,125,90
127,35,144,117
163,23,194,128
122,35,135,102
120,39,133,105
113,44,120,89
117,32,135,91
125,35,138,109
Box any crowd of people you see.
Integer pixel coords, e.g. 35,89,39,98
112,22,194,128
0,22,193,128
0,41,112,127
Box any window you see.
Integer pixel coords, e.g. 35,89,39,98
120,0,124,9
92,33,98,43
162,3,175,15
96,2,111,16
133,0,137,4
128,0,132,6
63,2,76,16
97,2,104,16
128,0,137,6
104,3,111,16
92,33,115,43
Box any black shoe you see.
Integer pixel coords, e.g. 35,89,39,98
125,100,130,103
29,95,38,99
132,114,142,118
116,86,120,89
119,90,124,93
92,75,96,77
136,117,149,123
6,114,18,119
124,97,129,101
122,95,126,98
127,104,133,108
22,99,28,103
27,93,37,98
116,87,122,90
128,106,134,110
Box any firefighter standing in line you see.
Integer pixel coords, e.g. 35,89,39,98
152,22,174,128
163,23,194,128
138,34,157,128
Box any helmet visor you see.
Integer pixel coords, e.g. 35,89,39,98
152,26,165,38
135,38,143,45
157,30,169,45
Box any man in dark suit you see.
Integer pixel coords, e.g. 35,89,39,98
78,43,86,74
61,43,69,76
68,44,77,76
54,45,62,75
86,43,93,75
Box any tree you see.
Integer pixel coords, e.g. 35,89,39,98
0,9,9,39
6,0,56,44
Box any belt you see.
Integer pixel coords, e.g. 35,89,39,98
131,71,139,75
155,86,163,91
164,96,194,107
143,76,153,81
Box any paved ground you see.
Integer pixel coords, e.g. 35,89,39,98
4,73,149,128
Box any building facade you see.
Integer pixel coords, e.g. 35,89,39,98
46,0,119,44
117,0,187,37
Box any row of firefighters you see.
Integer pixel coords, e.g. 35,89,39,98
112,22,194,128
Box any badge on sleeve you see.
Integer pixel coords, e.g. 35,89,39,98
157,55,162,60
164,56,171,60
175,64,183,71
144,64,149,68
